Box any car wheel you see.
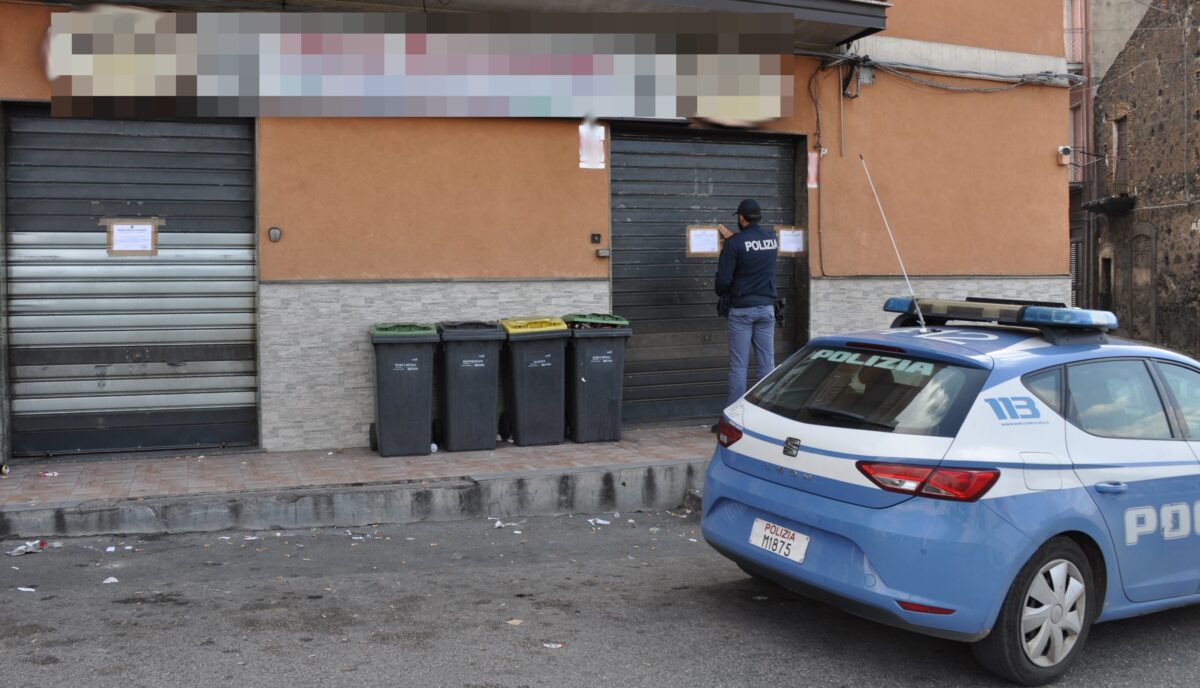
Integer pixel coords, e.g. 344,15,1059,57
971,537,1094,686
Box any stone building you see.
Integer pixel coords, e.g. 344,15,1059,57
1084,0,1200,354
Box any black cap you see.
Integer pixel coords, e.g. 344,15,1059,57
734,199,761,220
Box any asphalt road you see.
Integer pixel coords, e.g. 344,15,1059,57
2,511,1198,688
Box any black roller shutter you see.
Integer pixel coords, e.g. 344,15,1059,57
611,126,800,425
5,105,258,458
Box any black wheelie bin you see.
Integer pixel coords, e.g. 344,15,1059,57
437,321,506,451
498,317,569,447
368,323,440,457
562,313,633,442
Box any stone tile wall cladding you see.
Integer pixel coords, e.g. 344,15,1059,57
258,280,610,452
809,276,1073,339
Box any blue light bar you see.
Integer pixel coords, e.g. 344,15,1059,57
1019,306,1118,331
882,296,1120,333
883,297,914,314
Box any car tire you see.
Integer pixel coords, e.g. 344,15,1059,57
971,537,1095,686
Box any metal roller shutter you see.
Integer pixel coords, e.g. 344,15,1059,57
5,105,257,457
611,126,799,425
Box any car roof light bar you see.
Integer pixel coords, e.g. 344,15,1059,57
883,297,1118,332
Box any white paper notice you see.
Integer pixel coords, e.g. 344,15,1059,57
111,223,154,252
579,122,606,169
688,228,720,255
779,229,805,254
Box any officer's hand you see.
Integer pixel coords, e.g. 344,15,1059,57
717,224,733,239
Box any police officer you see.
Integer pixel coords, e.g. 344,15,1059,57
714,199,777,425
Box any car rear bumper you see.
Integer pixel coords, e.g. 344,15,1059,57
701,448,1034,642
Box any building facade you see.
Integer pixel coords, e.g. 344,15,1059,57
1082,0,1199,356
0,0,1072,460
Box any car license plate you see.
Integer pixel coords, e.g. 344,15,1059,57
749,518,810,564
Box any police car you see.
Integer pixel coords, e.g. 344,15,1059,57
702,297,1200,685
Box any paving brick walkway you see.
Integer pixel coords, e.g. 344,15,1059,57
0,425,715,510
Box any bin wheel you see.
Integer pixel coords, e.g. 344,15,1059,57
498,413,513,442
369,423,378,452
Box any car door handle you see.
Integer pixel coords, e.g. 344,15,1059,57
1095,481,1128,494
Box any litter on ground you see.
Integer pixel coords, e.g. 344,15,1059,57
6,540,48,556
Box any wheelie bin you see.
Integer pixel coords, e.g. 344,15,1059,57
368,323,440,457
562,314,633,442
437,321,505,451
498,316,569,446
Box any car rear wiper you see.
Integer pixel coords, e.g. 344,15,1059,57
803,405,896,431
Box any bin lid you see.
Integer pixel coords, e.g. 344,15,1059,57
562,313,630,328
570,326,633,339
438,320,506,341
498,316,569,336
370,322,440,343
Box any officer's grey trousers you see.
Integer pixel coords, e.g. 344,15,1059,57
725,304,775,407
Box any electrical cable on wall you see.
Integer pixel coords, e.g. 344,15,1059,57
797,49,1087,94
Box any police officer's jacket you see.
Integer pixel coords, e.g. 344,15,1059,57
715,223,778,308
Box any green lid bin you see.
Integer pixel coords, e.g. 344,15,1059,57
368,323,440,456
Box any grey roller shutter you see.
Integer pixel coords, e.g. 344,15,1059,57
611,126,798,424
5,105,257,457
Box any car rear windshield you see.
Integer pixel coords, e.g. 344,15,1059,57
744,346,989,437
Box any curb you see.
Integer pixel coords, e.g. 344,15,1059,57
0,459,708,538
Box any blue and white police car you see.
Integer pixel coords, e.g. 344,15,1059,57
702,297,1200,685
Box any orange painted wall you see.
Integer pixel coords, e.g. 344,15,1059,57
770,59,1068,277
258,118,611,280
885,0,1065,57
0,3,53,101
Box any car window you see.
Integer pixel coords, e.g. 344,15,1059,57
1155,362,1200,438
1066,360,1172,439
1023,368,1062,414
744,346,988,437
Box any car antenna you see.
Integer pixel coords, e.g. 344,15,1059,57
859,154,927,333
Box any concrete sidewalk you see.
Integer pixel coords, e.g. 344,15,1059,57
0,425,713,538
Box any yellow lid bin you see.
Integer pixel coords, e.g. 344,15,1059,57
498,316,569,337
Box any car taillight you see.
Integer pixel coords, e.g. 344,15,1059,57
856,461,999,502
716,418,743,448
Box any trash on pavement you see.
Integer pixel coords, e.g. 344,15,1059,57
37,471,59,478
102,577,119,584
490,518,525,529
17,586,36,593
542,642,565,649
105,546,116,553
587,518,610,527
505,619,524,626
244,536,260,541
6,540,48,556
0,464,9,477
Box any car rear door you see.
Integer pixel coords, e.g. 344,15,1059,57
1064,358,1200,603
